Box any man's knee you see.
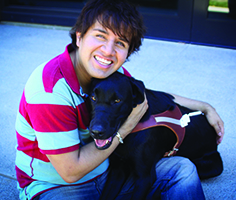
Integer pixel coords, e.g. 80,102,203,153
174,157,198,180
152,157,204,200
155,156,199,183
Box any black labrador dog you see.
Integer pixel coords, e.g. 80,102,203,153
88,71,223,200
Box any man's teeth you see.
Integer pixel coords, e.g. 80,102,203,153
95,56,112,65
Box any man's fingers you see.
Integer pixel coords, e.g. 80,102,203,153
216,123,224,145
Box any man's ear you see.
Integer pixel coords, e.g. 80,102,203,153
129,77,145,107
76,32,81,47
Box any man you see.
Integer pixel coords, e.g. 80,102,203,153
15,0,224,199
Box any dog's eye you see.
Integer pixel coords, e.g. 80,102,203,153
91,96,96,101
115,99,121,103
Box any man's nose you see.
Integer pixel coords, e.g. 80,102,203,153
101,41,115,56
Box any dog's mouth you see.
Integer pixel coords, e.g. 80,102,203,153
93,132,117,150
94,137,112,149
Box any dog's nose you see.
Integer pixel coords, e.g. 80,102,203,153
90,125,105,138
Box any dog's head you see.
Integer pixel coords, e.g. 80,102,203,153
89,72,145,150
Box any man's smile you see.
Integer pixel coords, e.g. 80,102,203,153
94,55,113,66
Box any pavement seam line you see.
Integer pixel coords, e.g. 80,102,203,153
0,173,17,181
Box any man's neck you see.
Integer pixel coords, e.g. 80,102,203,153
70,50,91,94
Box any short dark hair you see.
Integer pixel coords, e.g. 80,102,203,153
69,0,146,58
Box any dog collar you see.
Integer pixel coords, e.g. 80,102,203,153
131,106,185,157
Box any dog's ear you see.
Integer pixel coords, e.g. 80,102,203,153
129,77,145,107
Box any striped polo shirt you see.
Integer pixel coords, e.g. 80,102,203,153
15,44,131,199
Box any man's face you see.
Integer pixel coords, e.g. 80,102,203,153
75,21,130,80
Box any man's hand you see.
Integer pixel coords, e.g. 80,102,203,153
204,104,224,145
118,94,148,139
171,93,225,145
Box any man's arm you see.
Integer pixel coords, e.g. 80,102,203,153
171,93,224,144
47,96,148,183
47,137,120,183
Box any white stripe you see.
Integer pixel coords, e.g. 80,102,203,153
15,112,36,141
25,63,46,99
117,67,125,74
16,150,109,185
154,111,202,128
26,79,84,107
24,63,84,107
188,111,202,117
36,129,80,150
154,117,181,126
16,151,59,182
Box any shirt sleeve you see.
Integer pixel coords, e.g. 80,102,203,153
28,101,80,155
26,88,82,155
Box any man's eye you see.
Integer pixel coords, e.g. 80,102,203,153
117,41,125,47
96,34,105,39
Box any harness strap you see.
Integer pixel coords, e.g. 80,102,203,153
131,106,185,157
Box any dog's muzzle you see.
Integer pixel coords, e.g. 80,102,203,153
90,131,117,150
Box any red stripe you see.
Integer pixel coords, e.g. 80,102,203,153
19,91,33,128
122,67,131,77
77,101,91,129
19,91,90,132
15,165,35,188
43,56,64,93
16,131,50,162
40,144,80,155
28,104,78,132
